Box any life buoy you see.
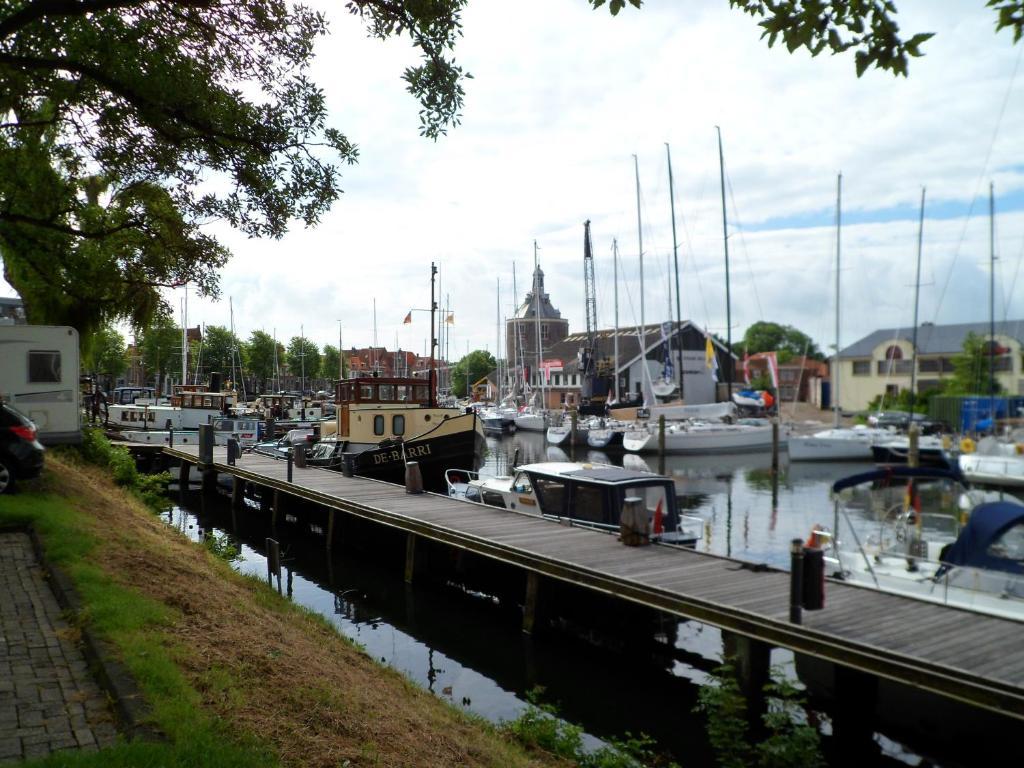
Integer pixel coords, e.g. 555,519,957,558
959,437,976,454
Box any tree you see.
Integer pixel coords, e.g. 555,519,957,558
0,0,474,333
247,330,279,394
741,321,823,363
139,314,182,391
728,1,1021,77
942,332,1005,396
195,325,242,383
321,345,342,384
85,325,128,387
451,349,496,399
286,336,320,387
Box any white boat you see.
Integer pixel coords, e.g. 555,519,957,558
118,416,265,449
445,461,703,546
108,385,237,431
514,406,547,432
822,466,1024,622
788,425,895,462
959,434,1024,488
870,434,950,466
622,419,783,454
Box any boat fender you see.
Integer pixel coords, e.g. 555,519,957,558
806,524,825,549
959,437,976,454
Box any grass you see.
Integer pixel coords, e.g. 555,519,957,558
0,456,569,768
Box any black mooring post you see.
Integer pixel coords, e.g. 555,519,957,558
790,538,804,625
287,449,293,483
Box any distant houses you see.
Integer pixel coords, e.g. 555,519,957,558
835,320,1024,411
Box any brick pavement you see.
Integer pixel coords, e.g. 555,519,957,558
0,532,118,763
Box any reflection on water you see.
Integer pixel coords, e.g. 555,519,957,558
166,433,943,768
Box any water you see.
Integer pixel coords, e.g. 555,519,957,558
165,435,958,767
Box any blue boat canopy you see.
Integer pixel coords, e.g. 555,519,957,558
940,501,1024,576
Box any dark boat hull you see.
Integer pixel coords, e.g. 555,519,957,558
870,445,951,468
311,412,485,493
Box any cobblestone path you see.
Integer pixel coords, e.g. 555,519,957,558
0,532,118,763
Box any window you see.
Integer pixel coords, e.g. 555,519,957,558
360,384,375,401
532,477,567,516
541,324,550,341
570,485,605,525
877,360,912,375
987,522,1024,561
378,384,394,401
395,385,409,401
481,490,507,508
885,345,903,360
392,415,405,435
203,396,213,407
28,351,61,383
414,385,429,402
512,472,533,494
373,415,385,435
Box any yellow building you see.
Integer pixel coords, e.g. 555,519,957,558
835,321,1024,411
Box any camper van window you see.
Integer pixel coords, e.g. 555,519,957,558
570,485,605,525
28,351,61,383
373,415,385,435
392,415,405,435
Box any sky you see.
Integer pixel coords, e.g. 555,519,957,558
4,0,1023,361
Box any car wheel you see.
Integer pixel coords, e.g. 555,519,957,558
0,459,14,494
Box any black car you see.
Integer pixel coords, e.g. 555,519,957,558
0,402,45,493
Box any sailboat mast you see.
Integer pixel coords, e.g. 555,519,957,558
989,182,996,415
716,127,733,400
429,262,437,408
633,154,644,355
834,173,842,428
613,239,620,403
496,277,501,402
666,143,683,398
182,285,188,386
909,187,925,415
533,241,545,407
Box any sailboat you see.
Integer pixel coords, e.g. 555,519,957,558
789,174,892,461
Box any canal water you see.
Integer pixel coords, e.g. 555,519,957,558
166,432,963,767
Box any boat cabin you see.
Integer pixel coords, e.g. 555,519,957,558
452,462,701,546
336,377,432,407
333,377,456,445
258,393,322,421
169,390,236,412
111,386,157,405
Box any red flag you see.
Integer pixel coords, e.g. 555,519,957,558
652,499,664,534
402,311,412,325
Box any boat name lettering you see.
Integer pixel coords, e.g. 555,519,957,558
371,444,432,465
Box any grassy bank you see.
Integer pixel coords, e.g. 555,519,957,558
0,455,566,767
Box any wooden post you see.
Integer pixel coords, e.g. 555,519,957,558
522,572,540,635
178,460,189,490
907,423,920,468
326,509,336,551
722,631,771,717
789,538,804,624
404,533,417,584
658,415,666,457
570,409,578,460
272,489,281,527
266,537,281,583
405,461,424,494
231,476,243,510
771,417,780,474
201,468,217,497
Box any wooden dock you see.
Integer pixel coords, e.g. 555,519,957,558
165,444,1024,722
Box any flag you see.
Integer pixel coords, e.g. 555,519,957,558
446,313,455,325
765,351,779,390
742,352,751,386
403,311,412,325
705,336,719,382
652,499,664,535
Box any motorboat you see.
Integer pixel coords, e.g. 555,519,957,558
958,434,1024,488
870,433,951,467
445,461,704,546
253,428,317,460
117,415,264,449
819,465,1024,621
304,376,486,493
788,425,894,462
480,407,516,436
622,418,785,455
108,384,237,432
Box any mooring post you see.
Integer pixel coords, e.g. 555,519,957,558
405,461,424,494
286,450,293,482
771,417,780,473
722,631,771,718
789,538,804,625
404,533,417,584
272,489,281,527
266,537,281,584
570,409,578,460
293,440,306,469
326,509,336,551
907,423,920,468
169,428,174,447
178,460,189,491
658,415,666,457
522,572,540,635
231,476,243,511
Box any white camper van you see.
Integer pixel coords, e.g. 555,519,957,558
0,325,82,445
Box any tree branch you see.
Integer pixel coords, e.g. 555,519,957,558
0,0,214,40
